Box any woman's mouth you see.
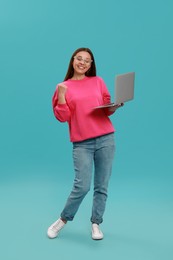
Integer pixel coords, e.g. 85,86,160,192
77,65,86,70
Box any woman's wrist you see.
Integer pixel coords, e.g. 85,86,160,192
58,93,66,104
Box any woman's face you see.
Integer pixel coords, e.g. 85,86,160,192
72,51,92,76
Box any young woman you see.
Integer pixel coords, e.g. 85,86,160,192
47,47,123,240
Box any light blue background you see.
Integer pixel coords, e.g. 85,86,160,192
0,0,172,259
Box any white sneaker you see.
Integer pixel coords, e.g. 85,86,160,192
47,218,66,239
92,223,104,240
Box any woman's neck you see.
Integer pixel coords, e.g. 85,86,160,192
71,74,86,80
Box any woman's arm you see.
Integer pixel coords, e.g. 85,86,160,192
100,78,124,115
52,84,71,122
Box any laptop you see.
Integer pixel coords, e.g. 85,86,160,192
93,72,135,109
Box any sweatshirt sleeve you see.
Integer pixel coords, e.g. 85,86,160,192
52,89,71,122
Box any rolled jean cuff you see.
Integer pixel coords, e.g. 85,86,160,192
90,217,103,225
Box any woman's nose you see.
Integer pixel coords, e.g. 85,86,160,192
80,59,85,64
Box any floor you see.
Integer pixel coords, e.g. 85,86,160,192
1,165,172,260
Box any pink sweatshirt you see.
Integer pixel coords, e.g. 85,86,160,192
52,76,115,142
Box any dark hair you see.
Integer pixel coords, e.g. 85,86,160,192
64,47,96,81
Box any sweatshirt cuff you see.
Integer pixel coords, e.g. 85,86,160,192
57,103,68,108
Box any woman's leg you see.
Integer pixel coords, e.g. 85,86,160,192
61,141,94,221
91,133,115,224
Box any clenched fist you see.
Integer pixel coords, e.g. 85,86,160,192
58,84,68,95
57,83,68,104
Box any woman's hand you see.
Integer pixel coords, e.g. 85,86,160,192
58,84,67,95
108,103,124,112
57,84,68,104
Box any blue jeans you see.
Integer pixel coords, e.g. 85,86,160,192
60,133,115,224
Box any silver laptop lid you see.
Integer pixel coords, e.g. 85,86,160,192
115,72,135,105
